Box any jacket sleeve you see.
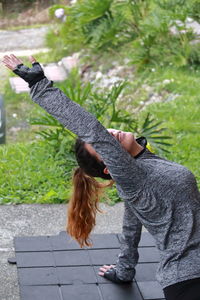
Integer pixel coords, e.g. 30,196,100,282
30,78,146,196
116,200,142,281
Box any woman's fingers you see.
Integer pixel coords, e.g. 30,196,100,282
2,54,23,70
29,56,37,64
2,56,15,70
98,264,115,276
10,54,23,65
2,54,38,71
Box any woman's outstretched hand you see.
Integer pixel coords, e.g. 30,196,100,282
2,54,36,70
2,54,46,88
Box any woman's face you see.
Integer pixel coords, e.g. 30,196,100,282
85,128,136,160
107,129,136,153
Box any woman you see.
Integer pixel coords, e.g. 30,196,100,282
3,54,200,300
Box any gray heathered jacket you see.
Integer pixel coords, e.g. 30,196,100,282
30,78,200,288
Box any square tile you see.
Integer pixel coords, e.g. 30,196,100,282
54,250,90,266
61,284,101,300
100,282,144,300
15,236,51,252
88,249,120,265
16,252,54,267
20,286,61,300
137,281,165,299
57,266,96,284
135,263,158,281
18,267,58,285
139,247,159,263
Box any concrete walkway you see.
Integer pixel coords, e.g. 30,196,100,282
0,202,125,300
0,27,49,52
0,26,50,93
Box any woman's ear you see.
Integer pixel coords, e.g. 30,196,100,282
103,167,110,175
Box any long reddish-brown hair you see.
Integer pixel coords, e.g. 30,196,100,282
67,139,113,247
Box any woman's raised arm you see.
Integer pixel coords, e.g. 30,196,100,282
3,55,146,198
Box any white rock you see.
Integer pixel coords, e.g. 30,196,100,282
61,53,79,72
142,84,153,92
171,18,200,36
124,58,130,64
165,94,180,102
163,79,171,85
55,8,65,19
187,17,193,23
186,19,200,35
9,127,21,133
108,66,124,77
95,71,103,80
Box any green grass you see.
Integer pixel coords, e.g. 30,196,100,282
137,67,200,186
0,141,72,204
0,23,49,31
0,139,120,205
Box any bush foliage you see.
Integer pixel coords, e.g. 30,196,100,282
47,0,200,69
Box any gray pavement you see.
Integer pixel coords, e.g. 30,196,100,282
0,27,49,52
0,202,125,300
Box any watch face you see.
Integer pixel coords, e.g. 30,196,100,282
136,136,147,147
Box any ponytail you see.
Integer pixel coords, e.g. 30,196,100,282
67,167,113,247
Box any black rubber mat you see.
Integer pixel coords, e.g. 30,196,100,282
10,232,165,300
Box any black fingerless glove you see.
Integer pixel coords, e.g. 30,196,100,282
104,267,133,284
13,62,46,88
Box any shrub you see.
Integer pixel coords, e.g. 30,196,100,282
47,0,200,69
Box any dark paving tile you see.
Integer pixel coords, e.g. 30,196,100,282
61,284,102,300
20,285,62,300
50,233,83,251
50,232,120,251
135,263,158,281
100,282,144,300
54,250,90,266
57,266,97,284
88,249,120,265
89,234,120,249
16,252,54,267
139,232,156,247
137,281,165,299
18,267,58,285
14,232,165,300
138,247,159,263
14,236,51,252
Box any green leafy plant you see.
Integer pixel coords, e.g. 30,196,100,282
47,0,135,53
47,0,200,68
137,113,172,153
189,0,200,22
